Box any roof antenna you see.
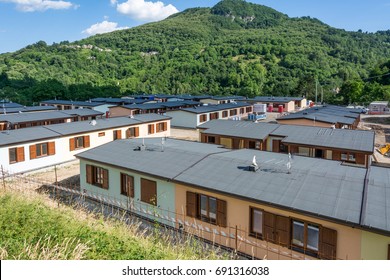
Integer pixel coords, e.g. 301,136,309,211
249,155,259,172
287,153,292,174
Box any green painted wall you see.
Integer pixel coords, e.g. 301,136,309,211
80,160,176,226
361,230,390,260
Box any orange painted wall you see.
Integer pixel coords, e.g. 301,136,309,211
277,119,332,128
109,107,135,118
175,184,362,260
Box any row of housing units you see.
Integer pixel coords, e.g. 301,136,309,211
1,98,361,131
74,137,390,260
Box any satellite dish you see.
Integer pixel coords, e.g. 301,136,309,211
90,120,97,126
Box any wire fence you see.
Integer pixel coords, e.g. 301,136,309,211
1,166,342,260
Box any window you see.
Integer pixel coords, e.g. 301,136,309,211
148,124,155,135
341,152,356,162
156,122,168,133
127,127,139,138
199,114,207,123
240,108,245,114
86,164,109,189
9,147,25,164
222,111,228,118
113,130,122,140
210,112,219,120
207,136,216,144
246,107,253,113
292,220,319,255
98,132,105,137
141,178,157,205
186,192,227,227
229,109,237,116
120,173,134,198
250,208,263,238
69,136,90,151
30,142,55,159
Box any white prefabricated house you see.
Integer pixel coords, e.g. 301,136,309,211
0,114,171,174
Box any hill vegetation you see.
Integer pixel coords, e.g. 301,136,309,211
0,0,390,105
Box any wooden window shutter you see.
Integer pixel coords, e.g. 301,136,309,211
263,212,276,242
126,129,131,138
319,227,337,260
135,127,139,137
156,123,161,133
48,142,56,155
163,122,167,131
332,151,341,161
216,199,227,227
84,136,90,148
151,124,155,134
69,138,75,151
17,147,25,162
86,164,93,184
275,215,291,247
186,191,197,218
129,182,135,198
355,153,366,165
29,145,37,160
117,130,122,139
141,178,157,205
102,169,109,189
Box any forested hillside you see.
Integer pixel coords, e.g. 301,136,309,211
1,0,390,105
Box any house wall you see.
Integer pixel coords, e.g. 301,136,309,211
361,231,390,260
165,111,198,128
80,159,176,225
175,184,364,260
200,99,219,105
277,119,332,128
109,107,134,118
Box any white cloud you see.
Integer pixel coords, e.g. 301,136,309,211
110,0,117,6
116,0,178,22
0,0,77,12
82,20,129,36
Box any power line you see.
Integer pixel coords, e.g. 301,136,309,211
361,72,390,81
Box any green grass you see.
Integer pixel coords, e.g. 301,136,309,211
0,190,226,260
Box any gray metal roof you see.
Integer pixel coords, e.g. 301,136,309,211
0,106,57,114
198,119,279,141
76,138,371,227
40,100,105,107
180,102,251,114
76,138,227,179
0,114,169,146
247,96,304,103
0,126,60,146
0,102,24,108
271,125,375,153
0,111,72,123
363,166,390,233
277,105,361,125
61,108,104,117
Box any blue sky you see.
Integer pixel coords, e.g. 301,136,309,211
0,0,389,54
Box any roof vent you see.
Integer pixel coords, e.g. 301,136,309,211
90,120,97,126
248,155,259,172
287,153,292,174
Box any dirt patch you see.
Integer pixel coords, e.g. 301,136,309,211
170,128,199,141
362,117,390,125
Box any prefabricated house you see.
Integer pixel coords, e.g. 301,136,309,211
198,120,374,168
76,138,390,260
165,102,253,128
40,100,111,114
199,96,246,105
277,105,362,129
0,114,171,174
0,105,57,115
368,101,389,115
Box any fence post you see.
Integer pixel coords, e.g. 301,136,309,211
1,165,6,189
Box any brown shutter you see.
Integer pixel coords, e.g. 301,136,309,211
29,145,37,160
272,140,280,153
141,178,157,205
163,122,167,131
129,183,135,198
126,129,131,138
275,215,291,247
102,169,109,189
48,142,55,155
17,147,25,162
355,153,366,165
332,150,341,161
319,227,337,260
86,164,93,184
135,127,139,137
263,212,276,242
69,138,75,151
84,136,90,148
156,123,161,133
216,199,227,227
151,124,155,134
186,191,197,218
117,130,122,139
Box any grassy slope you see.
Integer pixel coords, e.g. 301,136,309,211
0,189,224,260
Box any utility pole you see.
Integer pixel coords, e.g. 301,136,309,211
315,79,318,104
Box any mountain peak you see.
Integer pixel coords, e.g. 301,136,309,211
211,0,286,28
